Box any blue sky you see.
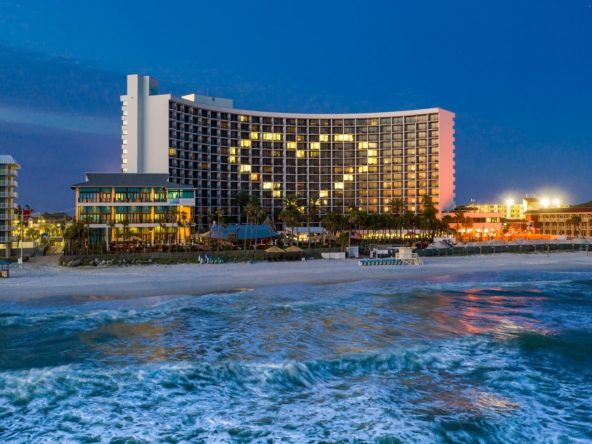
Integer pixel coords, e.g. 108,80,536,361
1,0,591,212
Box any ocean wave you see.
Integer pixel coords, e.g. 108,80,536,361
2,270,592,442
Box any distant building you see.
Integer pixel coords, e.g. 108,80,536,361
0,155,20,258
119,74,456,220
526,207,592,237
71,173,196,245
460,197,569,220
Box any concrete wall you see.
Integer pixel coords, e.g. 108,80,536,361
438,109,456,215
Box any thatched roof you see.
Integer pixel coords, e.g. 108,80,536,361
265,246,285,254
285,245,304,253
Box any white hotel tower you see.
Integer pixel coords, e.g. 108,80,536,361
121,74,455,223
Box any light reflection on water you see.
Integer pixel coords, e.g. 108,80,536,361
1,270,592,442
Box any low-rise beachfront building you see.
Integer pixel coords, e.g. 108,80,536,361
526,207,592,237
451,211,503,239
71,173,196,246
461,197,569,220
0,155,20,258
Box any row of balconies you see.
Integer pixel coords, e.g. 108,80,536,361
540,216,591,222
77,198,170,204
0,236,19,243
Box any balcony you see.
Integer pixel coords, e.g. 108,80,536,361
0,180,18,187
0,202,18,209
0,192,17,198
0,236,19,243
0,169,18,177
0,214,17,221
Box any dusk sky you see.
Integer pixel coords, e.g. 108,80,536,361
1,0,591,213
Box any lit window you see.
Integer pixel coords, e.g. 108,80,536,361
230,147,238,155
334,135,354,142
343,174,354,181
122,168,127,173
240,165,251,172
320,135,329,142
358,142,368,149
251,174,259,181
122,120,128,125
368,158,378,165
286,142,296,149
368,150,377,157
122,139,128,145
273,190,282,198
250,132,259,140
334,182,344,190
122,158,128,164
273,133,283,141
240,140,251,147
319,191,328,198
262,133,273,140
122,101,128,106
230,156,237,163
240,115,249,122
358,166,368,173
122,129,128,135
310,151,319,158
169,148,176,156
122,111,128,116
296,150,307,158
310,142,320,150
297,135,306,141
368,142,378,149
122,149,128,154
263,182,273,190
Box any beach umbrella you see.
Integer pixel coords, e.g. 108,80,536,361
265,246,285,254
285,245,304,253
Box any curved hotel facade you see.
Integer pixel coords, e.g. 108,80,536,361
121,75,455,223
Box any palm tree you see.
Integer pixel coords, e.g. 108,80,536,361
569,215,582,237
307,193,320,249
281,195,300,245
232,189,250,223
441,215,454,237
158,221,167,248
215,207,224,251
253,208,266,251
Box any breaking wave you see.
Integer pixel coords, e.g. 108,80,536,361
1,271,592,442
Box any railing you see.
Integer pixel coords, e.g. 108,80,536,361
0,203,18,209
0,214,17,221
417,243,591,257
0,192,17,198
84,219,182,225
78,198,174,204
0,180,17,187
0,236,19,243
0,169,18,177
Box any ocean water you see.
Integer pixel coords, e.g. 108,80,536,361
1,271,592,443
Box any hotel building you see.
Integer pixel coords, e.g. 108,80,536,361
71,173,195,244
0,155,20,258
464,197,569,220
120,75,455,223
526,207,592,237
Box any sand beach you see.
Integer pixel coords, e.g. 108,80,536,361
2,252,591,301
